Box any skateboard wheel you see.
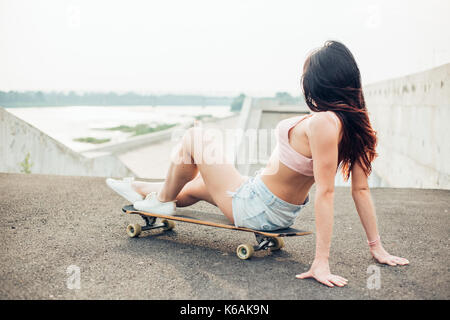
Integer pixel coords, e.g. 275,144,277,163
126,223,142,238
270,237,285,251
236,244,254,260
161,219,175,231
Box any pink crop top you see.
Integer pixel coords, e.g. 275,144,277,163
274,112,339,176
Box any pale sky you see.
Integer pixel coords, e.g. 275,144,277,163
1,0,449,96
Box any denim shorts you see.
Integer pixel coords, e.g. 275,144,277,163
227,171,309,231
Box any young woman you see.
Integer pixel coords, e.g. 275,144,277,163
107,41,409,287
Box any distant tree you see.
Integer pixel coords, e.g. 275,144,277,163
0,90,234,108
274,91,305,105
230,93,246,111
35,91,45,103
275,92,294,104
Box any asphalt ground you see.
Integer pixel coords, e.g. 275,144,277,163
0,173,449,299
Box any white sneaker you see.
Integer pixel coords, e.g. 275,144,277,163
133,192,176,215
106,177,144,203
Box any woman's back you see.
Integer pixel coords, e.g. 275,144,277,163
261,111,341,205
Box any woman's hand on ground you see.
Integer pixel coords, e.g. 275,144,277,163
296,259,348,287
370,243,409,266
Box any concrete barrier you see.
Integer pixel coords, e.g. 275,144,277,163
365,63,450,189
83,122,193,155
0,107,134,177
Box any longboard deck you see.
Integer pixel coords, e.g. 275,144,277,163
122,205,312,237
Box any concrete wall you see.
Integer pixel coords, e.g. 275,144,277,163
0,107,134,177
365,63,450,189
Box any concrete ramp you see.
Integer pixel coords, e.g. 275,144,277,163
0,107,134,177
1,172,448,299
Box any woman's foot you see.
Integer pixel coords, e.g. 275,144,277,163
133,192,176,215
106,177,144,203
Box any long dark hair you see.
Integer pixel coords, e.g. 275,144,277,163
301,40,377,180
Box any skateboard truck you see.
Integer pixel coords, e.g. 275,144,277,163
126,215,175,238
235,234,285,260
254,234,282,251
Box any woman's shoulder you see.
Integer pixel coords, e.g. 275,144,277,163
276,114,307,130
308,111,340,132
303,112,341,148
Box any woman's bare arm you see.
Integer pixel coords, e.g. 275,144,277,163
296,113,348,287
351,162,409,266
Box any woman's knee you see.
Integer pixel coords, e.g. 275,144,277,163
179,127,199,158
181,127,213,163
169,127,201,165
182,127,203,147
181,127,226,165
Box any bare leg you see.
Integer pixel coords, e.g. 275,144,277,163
132,130,203,203
176,174,216,207
132,174,216,207
157,127,246,223
157,142,199,203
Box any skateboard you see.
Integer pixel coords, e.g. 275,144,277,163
122,205,312,260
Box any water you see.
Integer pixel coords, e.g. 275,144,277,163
8,105,233,152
